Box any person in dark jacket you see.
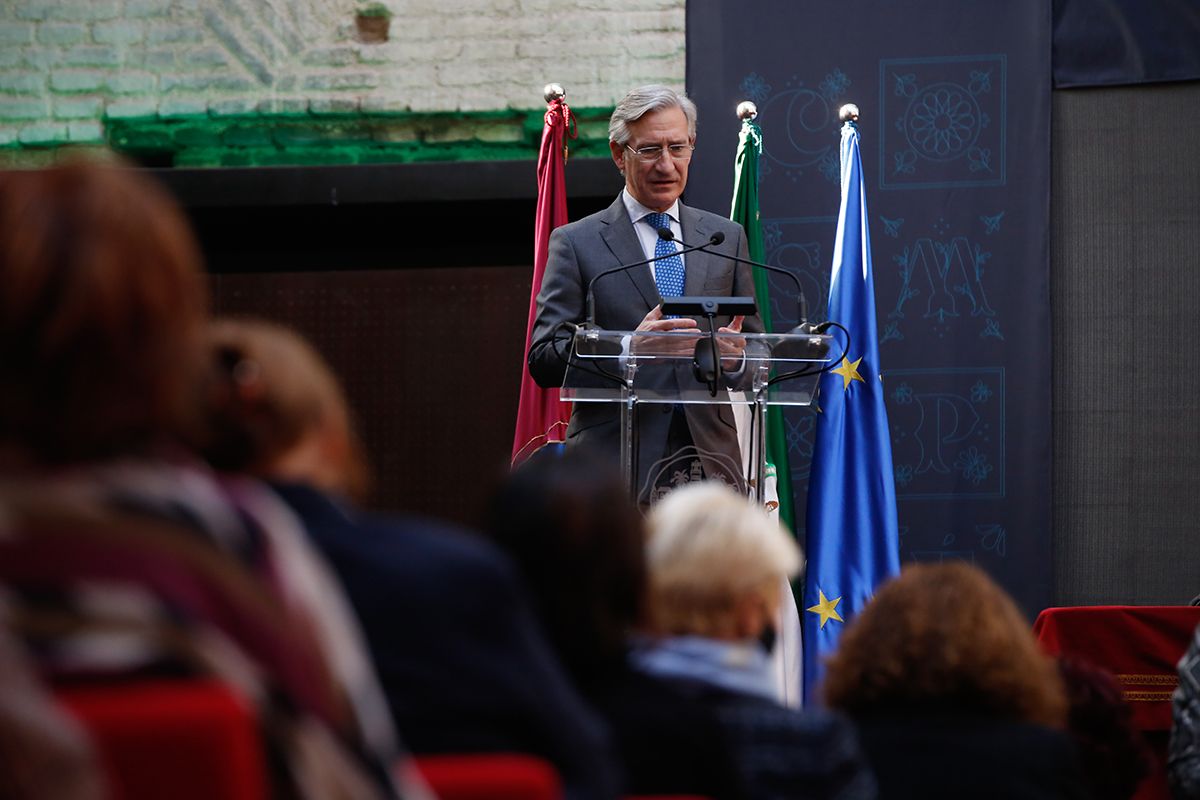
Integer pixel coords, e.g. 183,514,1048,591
639,482,876,800
1058,656,1151,800
823,562,1090,800
200,317,618,800
487,449,745,800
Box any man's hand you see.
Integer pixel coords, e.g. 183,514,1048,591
717,314,747,371
632,305,700,356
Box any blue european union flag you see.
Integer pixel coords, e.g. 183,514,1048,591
802,120,901,701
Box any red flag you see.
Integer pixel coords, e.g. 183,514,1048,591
511,95,575,465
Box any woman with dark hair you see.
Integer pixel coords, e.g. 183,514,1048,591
201,317,617,800
1058,657,1151,800
0,160,412,799
0,159,207,465
488,450,745,800
823,562,1090,799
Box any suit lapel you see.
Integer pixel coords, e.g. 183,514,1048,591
599,196,659,312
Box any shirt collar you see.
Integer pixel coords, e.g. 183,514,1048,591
621,188,680,226
630,635,777,702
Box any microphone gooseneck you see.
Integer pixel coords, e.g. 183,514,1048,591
659,228,725,248
584,232,723,327
667,229,807,326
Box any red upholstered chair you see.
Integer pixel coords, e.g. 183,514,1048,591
56,680,268,800
413,754,563,800
1035,605,1200,800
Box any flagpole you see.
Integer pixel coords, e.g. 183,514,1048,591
801,100,902,701
729,97,797,531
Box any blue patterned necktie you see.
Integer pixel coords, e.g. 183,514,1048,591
644,212,684,299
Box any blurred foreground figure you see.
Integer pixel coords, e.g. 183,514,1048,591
201,317,618,800
0,161,415,799
639,482,875,800
0,622,104,800
1170,624,1200,798
489,450,744,799
823,562,1089,800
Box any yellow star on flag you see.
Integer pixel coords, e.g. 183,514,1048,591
831,357,865,391
806,589,844,629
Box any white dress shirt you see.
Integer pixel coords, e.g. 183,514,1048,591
621,189,683,283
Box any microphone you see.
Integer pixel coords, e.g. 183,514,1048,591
584,228,724,327
663,229,832,364
659,228,809,326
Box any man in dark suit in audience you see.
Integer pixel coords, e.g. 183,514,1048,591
202,319,619,800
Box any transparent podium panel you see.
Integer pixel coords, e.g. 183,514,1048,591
559,327,834,406
556,326,836,503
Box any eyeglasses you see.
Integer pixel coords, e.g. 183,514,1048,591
624,143,695,163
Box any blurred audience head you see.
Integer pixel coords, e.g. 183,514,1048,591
487,448,646,680
0,158,208,467
823,561,1068,728
201,317,370,501
1058,656,1151,800
644,482,800,641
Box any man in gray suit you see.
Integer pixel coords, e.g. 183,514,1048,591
528,84,763,501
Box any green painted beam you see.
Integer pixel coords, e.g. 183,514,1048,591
1,107,616,169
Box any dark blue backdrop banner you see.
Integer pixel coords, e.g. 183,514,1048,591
1053,0,1200,88
685,0,1053,614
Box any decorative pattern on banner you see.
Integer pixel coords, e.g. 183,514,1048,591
879,55,1007,189
739,68,852,186
887,367,1005,500
686,0,1051,617
879,212,1006,344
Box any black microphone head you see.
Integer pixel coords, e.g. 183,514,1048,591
656,227,675,241
708,231,726,245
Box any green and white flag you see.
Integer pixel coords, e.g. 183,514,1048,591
730,116,795,532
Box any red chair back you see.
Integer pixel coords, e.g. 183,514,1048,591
1035,605,1200,800
57,681,268,800
414,753,562,800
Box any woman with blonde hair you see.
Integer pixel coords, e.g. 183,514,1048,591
823,561,1088,799
637,482,874,800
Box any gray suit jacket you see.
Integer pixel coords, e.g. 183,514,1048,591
528,195,763,496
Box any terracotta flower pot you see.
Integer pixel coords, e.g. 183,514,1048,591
355,13,390,44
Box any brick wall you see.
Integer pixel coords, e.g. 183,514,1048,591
0,0,685,164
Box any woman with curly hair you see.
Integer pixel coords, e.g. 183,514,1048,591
822,562,1089,799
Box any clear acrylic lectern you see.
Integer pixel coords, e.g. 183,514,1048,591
559,326,835,502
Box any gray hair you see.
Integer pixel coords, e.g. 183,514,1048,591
608,84,698,146
645,482,800,637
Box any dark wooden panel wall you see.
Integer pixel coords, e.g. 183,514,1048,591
211,265,530,525
160,160,623,528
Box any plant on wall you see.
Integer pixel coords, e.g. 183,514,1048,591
355,2,392,43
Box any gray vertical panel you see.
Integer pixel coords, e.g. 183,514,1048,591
1052,83,1200,605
